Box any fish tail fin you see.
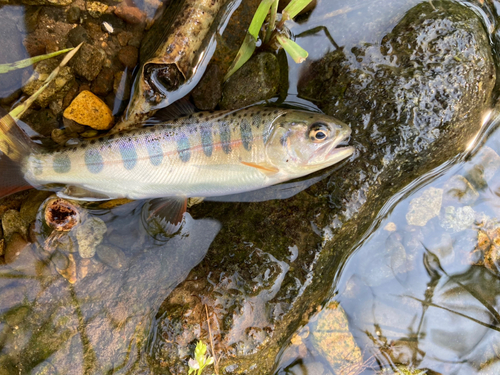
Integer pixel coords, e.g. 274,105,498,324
0,114,41,199
0,114,41,163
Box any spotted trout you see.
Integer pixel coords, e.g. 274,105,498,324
0,107,353,204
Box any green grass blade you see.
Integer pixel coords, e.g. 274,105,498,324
282,0,313,19
224,34,256,81
248,0,275,39
9,43,82,120
0,48,75,74
276,35,308,63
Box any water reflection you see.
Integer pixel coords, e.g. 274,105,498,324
0,200,220,373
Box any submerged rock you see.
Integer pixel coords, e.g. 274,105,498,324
406,187,443,226
76,216,107,258
148,1,495,373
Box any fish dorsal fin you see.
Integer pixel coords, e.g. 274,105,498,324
141,196,188,238
142,99,196,126
57,186,115,201
241,161,280,176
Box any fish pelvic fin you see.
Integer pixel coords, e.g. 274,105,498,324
0,114,42,163
241,161,280,176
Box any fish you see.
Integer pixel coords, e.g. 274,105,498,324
0,106,354,223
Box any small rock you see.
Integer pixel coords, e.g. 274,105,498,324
63,117,86,134
465,146,500,189
79,257,90,279
22,61,75,108
221,52,280,109
0,239,4,257
57,252,77,283
191,63,222,110
117,31,132,46
51,128,79,145
70,43,105,81
384,222,397,231
67,6,81,23
20,0,72,5
406,187,443,226
117,45,138,69
76,216,107,258
4,233,29,264
440,206,476,233
100,13,125,34
114,4,145,25
442,175,479,205
62,81,79,108
80,129,99,137
86,1,108,18
92,67,115,96
51,250,69,270
67,25,89,47
63,90,114,130
96,244,127,269
2,209,27,240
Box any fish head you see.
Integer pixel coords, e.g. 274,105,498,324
266,111,354,175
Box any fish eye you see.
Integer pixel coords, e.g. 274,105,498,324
309,123,330,143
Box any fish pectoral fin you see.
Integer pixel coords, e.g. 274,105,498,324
241,161,280,176
142,196,188,237
57,186,115,201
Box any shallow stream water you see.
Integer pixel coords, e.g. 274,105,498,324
1,0,500,374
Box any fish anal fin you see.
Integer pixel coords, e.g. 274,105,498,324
241,161,280,176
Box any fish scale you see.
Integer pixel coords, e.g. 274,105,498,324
0,106,354,201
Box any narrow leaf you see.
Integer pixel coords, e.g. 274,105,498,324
224,34,256,81
0,48,75,74
282,0,314,19
276,35,308,63
248,0,275,39
9,43,83,121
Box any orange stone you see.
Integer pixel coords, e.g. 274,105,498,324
63,90,114,130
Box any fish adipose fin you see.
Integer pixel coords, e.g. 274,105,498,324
141,196,188,238
0,114,43,199
240,161,280,176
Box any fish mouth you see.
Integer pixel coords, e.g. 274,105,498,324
309,127,354,165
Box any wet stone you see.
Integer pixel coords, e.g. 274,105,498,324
24,109,60,137
86,1,108,19
70,42,105,81
96,244,127,269
91,67,114,96
76,216,107,258
4,233,29,264
440,205,476,233
67,25,89,47
406,187,443,226
191,63,223,110
2,210,27,240
67,6,81,24
117,45,139,69
51,128,79,145
220,52,280,109
442,175,479,205
464,146,500,189
114,4,145,25
63,90,114,130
